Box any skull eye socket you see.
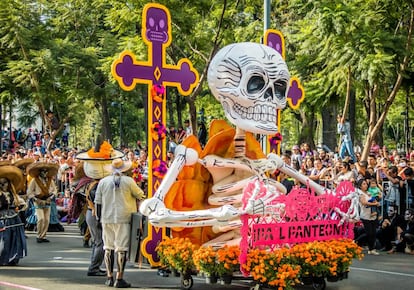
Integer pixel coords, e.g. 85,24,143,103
247,75,266,94
274,80,287,100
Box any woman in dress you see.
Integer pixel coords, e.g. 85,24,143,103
0,165,27,265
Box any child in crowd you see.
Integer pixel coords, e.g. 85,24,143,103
367,178,382,219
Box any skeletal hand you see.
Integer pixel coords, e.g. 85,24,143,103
240,153,284,180
242,180,279,215
139,197,166,217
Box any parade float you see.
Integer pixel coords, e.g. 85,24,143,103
112,3,363,290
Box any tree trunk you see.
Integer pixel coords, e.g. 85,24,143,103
298,109,317,150
188,98,197,137
322,103,338,152
47,116,70,152
167,87,175,127
349,89,356,143
101,94,111,143
175,92,184,127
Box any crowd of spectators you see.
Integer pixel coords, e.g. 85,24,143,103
280,141,414,256
2,120,413,257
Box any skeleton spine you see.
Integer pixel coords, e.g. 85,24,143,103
234,128,246,158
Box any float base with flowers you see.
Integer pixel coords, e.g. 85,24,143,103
156,181,363,290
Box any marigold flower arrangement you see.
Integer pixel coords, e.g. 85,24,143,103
325,239,363,275
156,238,362,287
242,247,300,290
153,159,168,178
216,245,241,277
151,121,167,141
289,239,363,278
193,246,218,276
289,241,332,277
269,132,283,147
156,237,199,274
151,84,165,103
132,167,143,183
86,141,114,159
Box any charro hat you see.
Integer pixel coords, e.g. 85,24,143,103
73,161,86,181
104,158,132,173
13,158,35,169
0,160,11,166
0,165,24,191
27,162,59,178
76,140,124,161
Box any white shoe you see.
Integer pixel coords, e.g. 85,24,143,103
368,250,380,255
405,247,414,254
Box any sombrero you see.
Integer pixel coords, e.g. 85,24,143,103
0,160,11,167
0,165,24,191
27,162,59,178
73,161,86,181
76,140,124,161
13,158,35,169
104,158,132,173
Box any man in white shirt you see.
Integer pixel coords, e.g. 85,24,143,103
95,158,145,288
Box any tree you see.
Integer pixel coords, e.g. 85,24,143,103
282,0,414,159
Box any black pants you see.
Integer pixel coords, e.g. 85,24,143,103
376,225,395,250
361,219,378,251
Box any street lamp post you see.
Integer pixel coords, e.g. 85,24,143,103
111,102,123,148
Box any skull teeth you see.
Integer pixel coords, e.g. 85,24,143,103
234,104,276,123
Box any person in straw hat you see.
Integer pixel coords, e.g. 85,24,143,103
13,158,35,195
75,139,124,277
26,162,59,243
95,158,145,288
12,158,34,227
0,165,27,265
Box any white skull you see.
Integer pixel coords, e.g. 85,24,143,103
207,42,290,135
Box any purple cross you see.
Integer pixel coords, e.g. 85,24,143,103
265,29,305,109
112,6,198,94
111,3,199,267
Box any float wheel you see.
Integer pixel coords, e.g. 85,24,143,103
180,275,193,290
312,277,326,290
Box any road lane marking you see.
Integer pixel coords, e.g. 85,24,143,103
351,267,414,277
0,281,42,290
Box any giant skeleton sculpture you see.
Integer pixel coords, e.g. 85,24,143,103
140,42,355,247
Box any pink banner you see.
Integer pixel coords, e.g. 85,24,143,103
252,220,346,246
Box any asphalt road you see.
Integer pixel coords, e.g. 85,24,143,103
0,224,414,290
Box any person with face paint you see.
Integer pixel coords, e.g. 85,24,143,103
12,158,34,227
27,162,59,243
0,165,27,265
